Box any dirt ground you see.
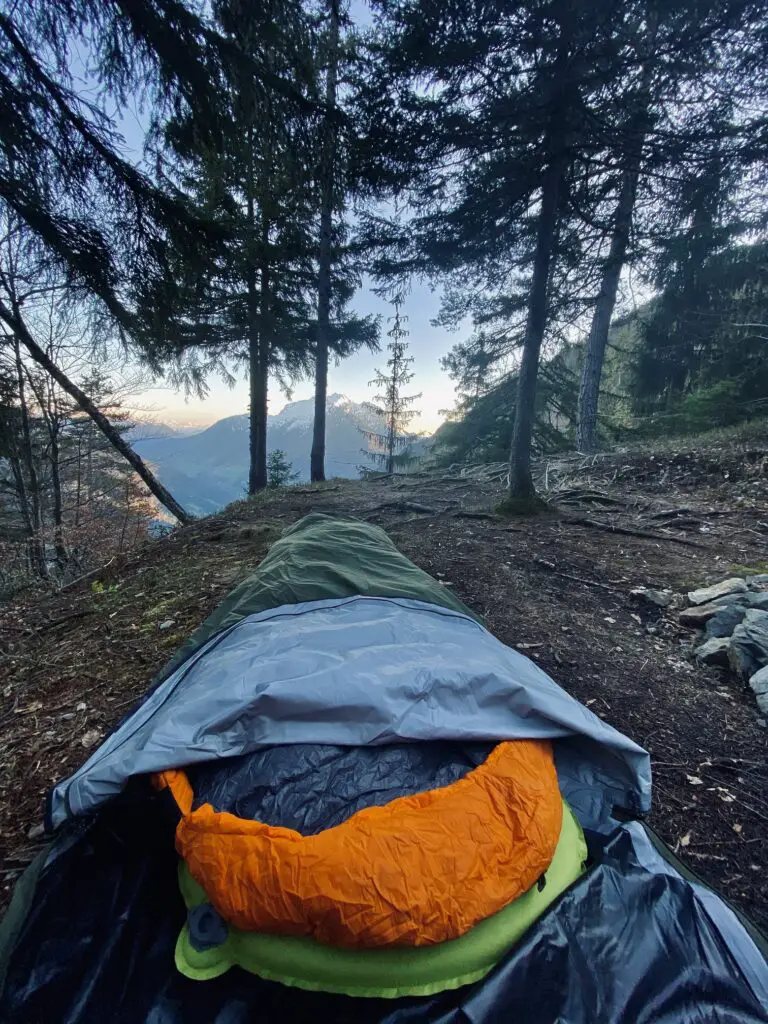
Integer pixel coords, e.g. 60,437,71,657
1,437,767,935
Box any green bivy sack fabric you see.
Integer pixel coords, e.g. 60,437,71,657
174,801,587,998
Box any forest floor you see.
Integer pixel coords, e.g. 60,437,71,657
1,430,767,934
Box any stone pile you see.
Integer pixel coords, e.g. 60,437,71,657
679,575,768,717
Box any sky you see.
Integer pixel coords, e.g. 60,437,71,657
121,0,468,433
139,281,465,432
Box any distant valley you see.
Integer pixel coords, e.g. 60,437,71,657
133,394,428,516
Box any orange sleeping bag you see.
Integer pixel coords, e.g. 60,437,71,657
156,739,562,948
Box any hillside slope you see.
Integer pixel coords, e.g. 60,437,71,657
1,436,767,932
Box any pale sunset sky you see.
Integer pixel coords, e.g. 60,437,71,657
139,282,466,433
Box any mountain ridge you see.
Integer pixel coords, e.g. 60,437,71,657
134,393,425,515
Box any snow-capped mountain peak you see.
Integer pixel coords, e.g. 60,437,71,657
270,393,353,430
133,392,430,517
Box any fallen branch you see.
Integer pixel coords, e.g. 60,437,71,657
368,501,440,515
646,517,703,531
58,557,116,593
38,610,93,633
705,757,767,772
647,507,698,520
731,799,768,824
553,488,626,507
457,462,508,483
43,679,115,715
289,486,341,495
1,300,190,525
644,508,704,530
564,516,707,548
451,510,501,521
533,555,618,592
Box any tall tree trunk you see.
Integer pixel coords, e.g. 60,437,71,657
247,210,270,494
386,345,398,475
46,381,68,570
74,434,82,527
118,480,130,553
25,369,68,570
247,279,269,494
86,420,94,504
0,300,190,524
246,116,270,496
310,0,341,483
49,427,68,570
255,297,269,489
576,13,657,452
576,165,640,452
7,452,38,573
246,260,263,494
13,337,46,576
507,149,566,504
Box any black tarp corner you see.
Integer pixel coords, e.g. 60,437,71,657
1,796,767,1023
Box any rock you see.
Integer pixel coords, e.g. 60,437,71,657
631,587,672,608
748,664,768,696
159,619,175,631
758,693,768,715
687,578,747,606
704,605,747,639
680,600,731,626
680,602,721,626
75,701,87,712
730,640,762,680
746,573,768,591
742,606,768,629
728,609,768,680
27,823,45,841
80,728,103,748
701,592,768,610
694,636,731,666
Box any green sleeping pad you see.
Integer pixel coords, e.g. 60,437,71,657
175,798,587,999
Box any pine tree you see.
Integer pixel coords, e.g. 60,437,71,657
310,0,341,484
575,0,766,451
433,352,579,466
355,0,629,505
0,340,157,591
155,0,320,493
355,0,768,498
576,9,658,453
440,332,494,416
634,234,768,424
267,449,299,488
0,0,239,326
361,304,421,475
154,0,376,493
0,210,189,523
0,0,268,522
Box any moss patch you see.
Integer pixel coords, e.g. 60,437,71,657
729,562,768,576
